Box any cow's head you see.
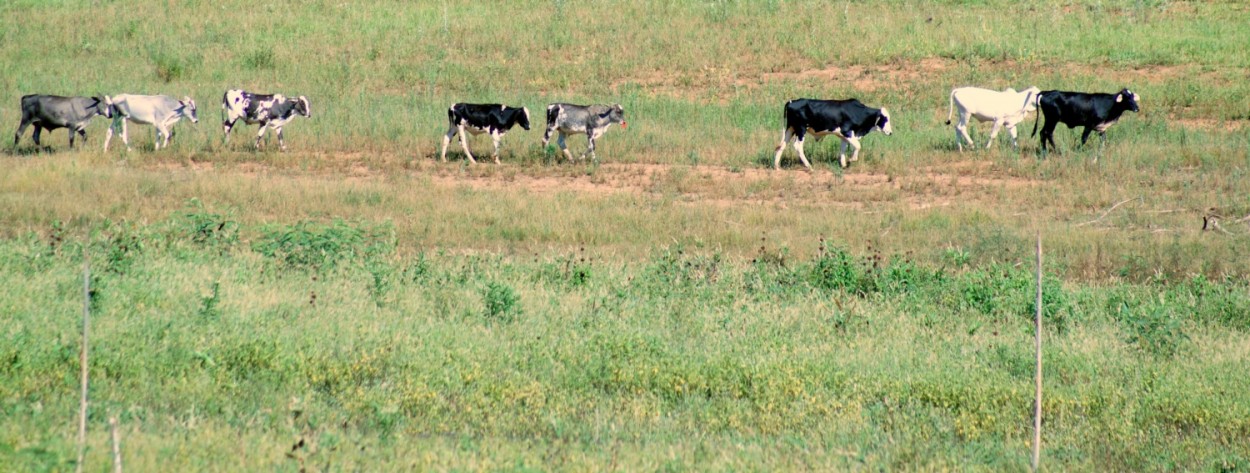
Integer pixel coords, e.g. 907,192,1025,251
296,96,311,118
516,107,531,131
95,96,114,119
1021,86,1042,113
875,108,893,135
1116,88,1140,113
180,96,199,124
605,104,626,129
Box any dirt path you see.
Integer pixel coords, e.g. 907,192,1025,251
152,154,1044,211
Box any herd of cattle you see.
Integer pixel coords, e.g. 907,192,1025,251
12,86,1140,169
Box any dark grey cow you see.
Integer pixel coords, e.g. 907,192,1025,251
541,103,626,162
14,95,114,148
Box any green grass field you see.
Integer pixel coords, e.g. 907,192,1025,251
3,0,1250,471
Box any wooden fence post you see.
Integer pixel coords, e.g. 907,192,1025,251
76,256,91,473
1032,232,1043,472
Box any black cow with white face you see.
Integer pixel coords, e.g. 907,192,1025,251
439,103,531,164
772,98,893,170
14,94,114,148
1032,88,1140,156
221,89,311,151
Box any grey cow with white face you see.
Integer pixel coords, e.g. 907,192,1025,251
14,94,114,148
541,103,626,162
104,94,199,151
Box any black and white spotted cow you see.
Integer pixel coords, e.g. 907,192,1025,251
772,98,893,170
221,89,311,151
439,103,531,164
1032,88,1140,156
14,94,114,148
541,103,626,162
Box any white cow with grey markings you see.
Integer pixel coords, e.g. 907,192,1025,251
104,94,199,151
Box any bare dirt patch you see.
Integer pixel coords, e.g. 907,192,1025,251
753,58,954,93
136,152,1045,212
1170,116,1247,132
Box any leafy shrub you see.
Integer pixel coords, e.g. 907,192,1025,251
1172,275,1250,330
147,46,200,83
639,246,723,291
481,281,521,322
1119,297,1189,358
170,199,239,253
89,220,146,276
949,265,1070,330
199,282,221,319
242,49,276,70
535,248,592,288
252,219,394,271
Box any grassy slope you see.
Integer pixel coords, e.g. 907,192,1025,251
2,0,1250,471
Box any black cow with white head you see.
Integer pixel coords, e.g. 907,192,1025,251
222,89,311,151
772,98,893,170
439,103,531,164
1032,88,1140,157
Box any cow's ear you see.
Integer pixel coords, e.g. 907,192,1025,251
1115,94,1123,103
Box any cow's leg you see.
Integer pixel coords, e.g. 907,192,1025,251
791,135,812,171
255,125,268,149
439,125,458,162
104,121,115,151
585,128,605,162
985,120,1004,150
542,124,555,148
1079,128,1094,148
121,121,132,151
490,130,502,164
277,127,287,152
955,116,974,152
158,123,172,150
1039,120,1058,155
773,127,794,170
1094,131,1108,163
69,127,84,148
222,119,235,143
1007,124,1020,149
31,126,43,146
557,132,574,162
457,125,476,164
14,119,31,147
845,136,863,167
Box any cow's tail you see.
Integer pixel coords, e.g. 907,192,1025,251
945,89,955,125
1031,93,1042,138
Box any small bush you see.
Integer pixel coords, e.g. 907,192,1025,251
89,220,146,276
1119,297,1189,358
252,219,394,271
170,199,239,254
535,248,592,288
199,282,221,319
804,245,874,295
242,49,276,70
147,47,200,83
640,246,723,291
481,281,521,322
